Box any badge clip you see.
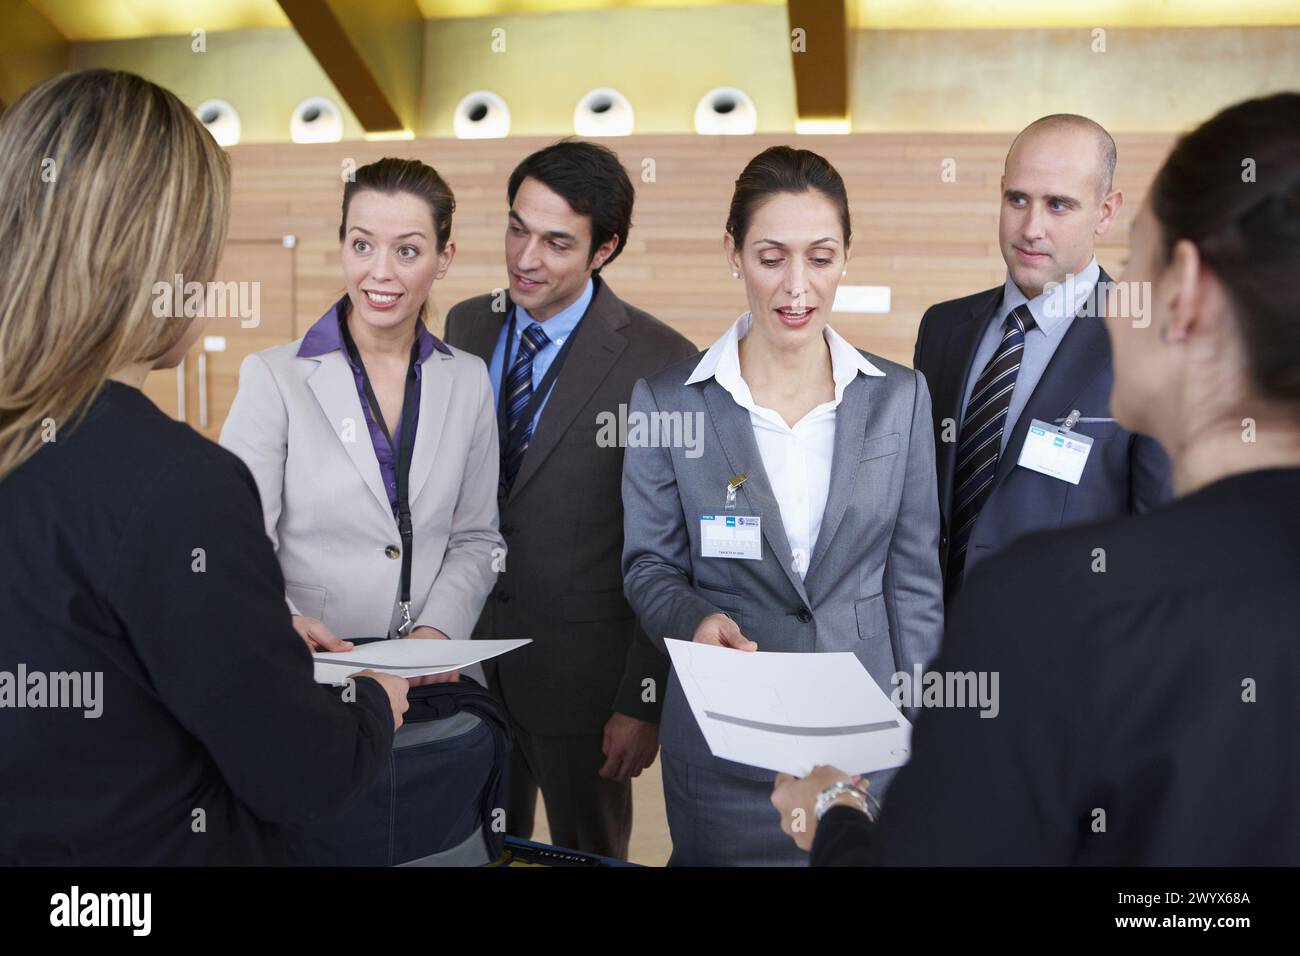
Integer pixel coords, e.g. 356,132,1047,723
725,473,748,511
1059,409,1082,433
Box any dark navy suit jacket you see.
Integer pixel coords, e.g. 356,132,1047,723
913,268,1173,595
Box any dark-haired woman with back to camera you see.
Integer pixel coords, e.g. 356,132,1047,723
221,160,504,689
0,70,408,866
773,92,1300,866
621,146,945,866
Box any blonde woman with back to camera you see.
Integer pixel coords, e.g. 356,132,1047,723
0,69,408,866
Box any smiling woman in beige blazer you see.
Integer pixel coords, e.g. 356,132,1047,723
221,159,503,674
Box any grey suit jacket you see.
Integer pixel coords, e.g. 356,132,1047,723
444,277,698,735
621,350,945,785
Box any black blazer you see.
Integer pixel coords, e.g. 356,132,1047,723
0,382,393,865
914,270,1173,594
444,278,697,735
812,466,1300,865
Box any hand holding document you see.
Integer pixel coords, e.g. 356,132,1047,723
312,638,530,684
665,639,912,777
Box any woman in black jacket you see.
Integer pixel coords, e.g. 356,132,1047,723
0,69,409,866
772,92,1300,866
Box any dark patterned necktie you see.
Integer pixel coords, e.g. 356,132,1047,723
502,323,550,489
949,303,1036,584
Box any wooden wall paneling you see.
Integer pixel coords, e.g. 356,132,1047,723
189,240,297,442
216,131,1174,374
141,238,296,440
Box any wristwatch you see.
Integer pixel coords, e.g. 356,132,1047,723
814,780,879,823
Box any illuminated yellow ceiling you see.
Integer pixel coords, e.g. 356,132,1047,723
27,0,1300,41
416,0,780,15
29,0,289,40
850,0,1300,29
416,0,1300,26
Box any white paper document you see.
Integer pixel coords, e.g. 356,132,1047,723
311,639,531,684
665,639,913,777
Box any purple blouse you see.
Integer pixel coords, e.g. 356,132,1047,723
298,296,452,512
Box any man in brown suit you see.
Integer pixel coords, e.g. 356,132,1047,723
443,140,696,859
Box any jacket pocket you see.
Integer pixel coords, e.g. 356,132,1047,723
861,432,901,461
559,587,634,623
286,581,327,621
1051,416,1121,440
696,580,744,597
854,592,888,641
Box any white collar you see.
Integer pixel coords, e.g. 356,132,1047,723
685,312,884,404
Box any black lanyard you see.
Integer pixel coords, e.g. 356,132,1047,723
340,313,421,636
494,285,596,496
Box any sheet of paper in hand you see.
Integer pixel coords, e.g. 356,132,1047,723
311,638,531,684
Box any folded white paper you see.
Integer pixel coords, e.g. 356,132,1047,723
665,639,912,777
312,638,531,684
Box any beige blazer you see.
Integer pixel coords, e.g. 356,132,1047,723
220,335,503,648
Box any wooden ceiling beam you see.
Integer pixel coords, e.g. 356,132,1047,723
786,0,851,125
277,0,424,134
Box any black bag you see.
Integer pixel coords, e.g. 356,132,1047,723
284,674,512,866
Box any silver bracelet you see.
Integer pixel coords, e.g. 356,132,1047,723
814,780,879,823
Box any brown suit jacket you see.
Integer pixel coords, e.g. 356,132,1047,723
444,277,698,736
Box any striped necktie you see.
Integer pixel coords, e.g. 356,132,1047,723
948,303,1036,586
502,323,550,490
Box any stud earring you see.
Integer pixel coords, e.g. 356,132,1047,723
842,269,848,277
732,271,740,279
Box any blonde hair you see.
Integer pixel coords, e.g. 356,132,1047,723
0,69,231,480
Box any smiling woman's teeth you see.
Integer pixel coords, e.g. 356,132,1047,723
367,292,399,303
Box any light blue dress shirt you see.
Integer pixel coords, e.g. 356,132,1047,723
488,278,594,429
959,257,1100,455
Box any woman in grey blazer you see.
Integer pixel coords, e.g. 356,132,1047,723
621,147,944,865
222,159,503,677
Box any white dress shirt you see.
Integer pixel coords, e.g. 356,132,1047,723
685,312,884,577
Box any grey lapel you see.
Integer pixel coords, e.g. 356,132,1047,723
702,380,810,607
305,350,392,519
407,350,454,504
805,373,871,579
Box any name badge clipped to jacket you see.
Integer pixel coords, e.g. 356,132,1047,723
700,473,762,560
1017,409,1094,485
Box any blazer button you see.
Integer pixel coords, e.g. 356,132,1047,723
501,524,516,536
796,608,813,624
385,545,401,559
497,590,511,604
